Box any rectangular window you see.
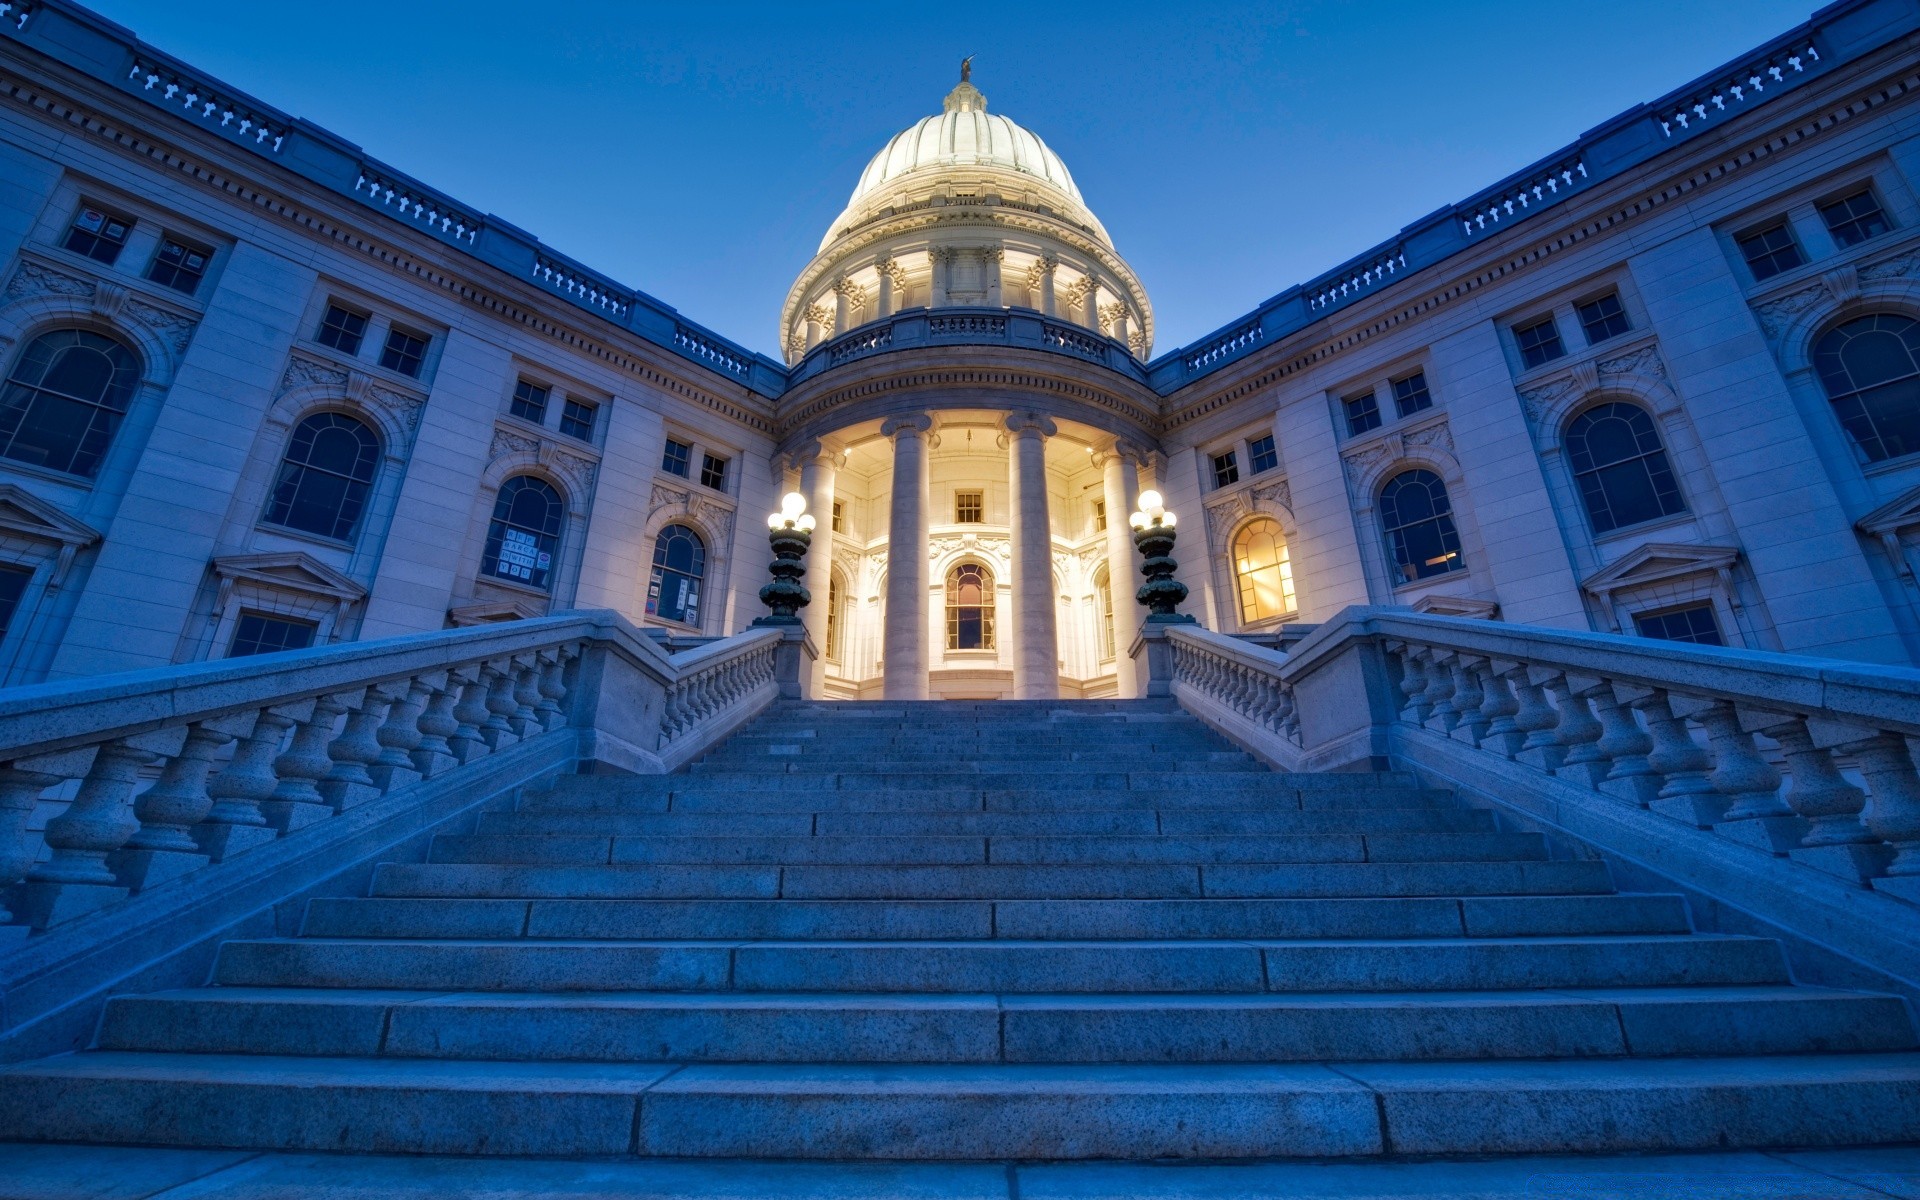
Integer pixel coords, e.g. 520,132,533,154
1514,317,1565,369
1343,391,1381,436
1093,499,1107,531
560,398,598,441
228,611,319,658
379,327,427,377
700,453,729,491
1248,434,1279,474
1391,372,1432,419
0,563,30,642
955,489,984,523
1633,603,1724,646
1576,292,1630,345
1211,451,1240,489
661,439,692,477
831,500,844,533
146,237,209,295
63,205,131,264
510,379,549,424
1737,222,1804,280
1820,189,1890,248
317,304,369,355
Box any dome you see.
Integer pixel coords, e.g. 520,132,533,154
821,76,1106,249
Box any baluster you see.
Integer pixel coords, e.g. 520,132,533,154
1635,691,1718,822
1394,646,1432,724
1504,665,1559,768
1762,716,1884,884
264,693,353,832
372,678,430,789
113,718,246,889
1446,657,1489,745
509,660,542,737
536,650,567,731
482,661,521,748
199,703,309,862
18,730,178,926
1696,702,1800,854
0,755,78,939
1843,733,1920,888
449,667,495,763
1473,660,1523,757
323,687,390,810
1419,652,1457,732
411,672,460,778
661,682,686,742
1558,680,1645,793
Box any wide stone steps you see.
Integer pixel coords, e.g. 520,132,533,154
7,697,1919,1164
208,935,1789,993
5,1052,1918,1158
95,985,1914,1062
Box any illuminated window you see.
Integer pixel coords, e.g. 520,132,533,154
1232,517,1296,624
1380,469,1465,584
945,562,994,650
1095,564,1116,660
955,490,984,523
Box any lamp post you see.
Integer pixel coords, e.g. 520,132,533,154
754,492,815,626
1128,490,1194,624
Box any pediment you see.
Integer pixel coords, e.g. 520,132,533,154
0,484,100,548
448,598,545,626
211,552,365,602
1857,485,1920,536
1581,541,1739,594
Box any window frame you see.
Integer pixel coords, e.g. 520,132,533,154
509,378,550,426
1736,219,1806,281
228,610,320,658
1211,450,1240,489
646,522,708,628
661,438,693,478
944,561,996,651
1390,373,1432,420
145,235,211,296
481,475,565,592
1575,291,1631,346
1378,467,1468,586
1562,401,1689,536
1247,434,1279,475
954,489,984,524
62,203,134,265
379,326,429,378
316,303,370,356
1514,315,1566,370
0,327,142,480
261,410,382,544
1343,391,1382,437
699,453,730,492
559,398,598,442
1231,516,1297,626
1818,187,1892,249
1632,602,1724,646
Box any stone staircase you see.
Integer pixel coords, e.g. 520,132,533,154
2,699,1918,1159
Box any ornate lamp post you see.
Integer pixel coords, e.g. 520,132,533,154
754,492,815,626
1128,490,1195,624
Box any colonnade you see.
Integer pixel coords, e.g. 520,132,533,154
790,414,1147,700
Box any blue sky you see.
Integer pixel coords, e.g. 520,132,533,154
87,0,1818,360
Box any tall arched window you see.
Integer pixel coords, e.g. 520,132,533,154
945,561,994,650
647,524,706,626
0,329,139,478
1233,517,1296,623
264,412,380,541
1814,313,1920,463
1380,469,1465,584
1564,402,1686,534
1094,564,1116,661
826,568,846,663
482,476,564,591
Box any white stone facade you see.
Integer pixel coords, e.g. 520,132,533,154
1,1,1919,697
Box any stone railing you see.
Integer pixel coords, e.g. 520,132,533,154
788,307,1150,387
1144,610,1920,910
0,613,795,938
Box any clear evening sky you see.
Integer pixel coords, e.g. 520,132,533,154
86,1,1819,359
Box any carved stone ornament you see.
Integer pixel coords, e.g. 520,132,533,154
365,385,425,434
648,483,692,516
1519,343,1670,423
1403,419,1454,455
4,260,197,356
1754,280,1839,341
5,260,94,303
1204,491,1250,543
488,428,540,461
278,356,351,395
1250,478,1293,513
545,448,598,497
1340,438,1402,489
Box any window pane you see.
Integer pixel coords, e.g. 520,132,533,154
1248,435,1279,474
0,330,139,478
380,329,427,377
1344,392,1380,436
1738,223,1804,280
64,206,131,264
1633,604,1723,646
560,399,597,440
483,476,563,590
1813,313,1920,463
944,563,994,650
1820,190,1889,248
647,524,707,625
1233,517,1296,623
1564,403,1686,533
317,305,367,354
147,238,209,295
662,439,692,477
510,380,549,423
1391,373,1432,418
1576,293,1630,344
0,563,31,641
1515,318,1565,369
1379,469,1465,582
700,454,729,491
264,413,380,540
229,612,318,658
955,490,983,523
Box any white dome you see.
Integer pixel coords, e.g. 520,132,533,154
822,79,1103,248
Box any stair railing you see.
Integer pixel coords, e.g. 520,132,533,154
0,612,800,936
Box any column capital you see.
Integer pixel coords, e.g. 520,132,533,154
782,437,846,473
1002,412,1058,439
880,413,934,440
1091,437,1149,469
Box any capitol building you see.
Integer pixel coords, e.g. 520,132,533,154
0,0,1915,700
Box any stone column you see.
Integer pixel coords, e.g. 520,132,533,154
984,246,1003,307
832,280,851,334
1081,277,1102,328
875,259,895,319
930,249,951,307
1005,412,1061,700
882,415,934,700
795,440,840,696
1035,256,1058,316
1097,441,1146,697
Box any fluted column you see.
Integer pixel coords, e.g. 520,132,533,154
1034,256,1058,316
875,259,896,319
1005,412,1060,700
1097,441,1146,697
883,415,934,700
1081,277,1102,328
796,440,839,695
832,280,851,333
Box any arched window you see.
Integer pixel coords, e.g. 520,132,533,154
826,568,846,663
264,412,380,540
482,475,564,591
1814,313,1920,463
1563,403,1686,534
1094,564,1116,661
647,523,706,626
0,329,139,478
1380,469,1465,584
945,561,994,650
1233,517,1297,623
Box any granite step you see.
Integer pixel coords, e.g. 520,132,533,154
9,1052,1917,1158
535,785,1464,814
369,859,1618,900
477,807,1496,837
96,985,1914,1062
302,893,1694,941
211,935,1786,993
